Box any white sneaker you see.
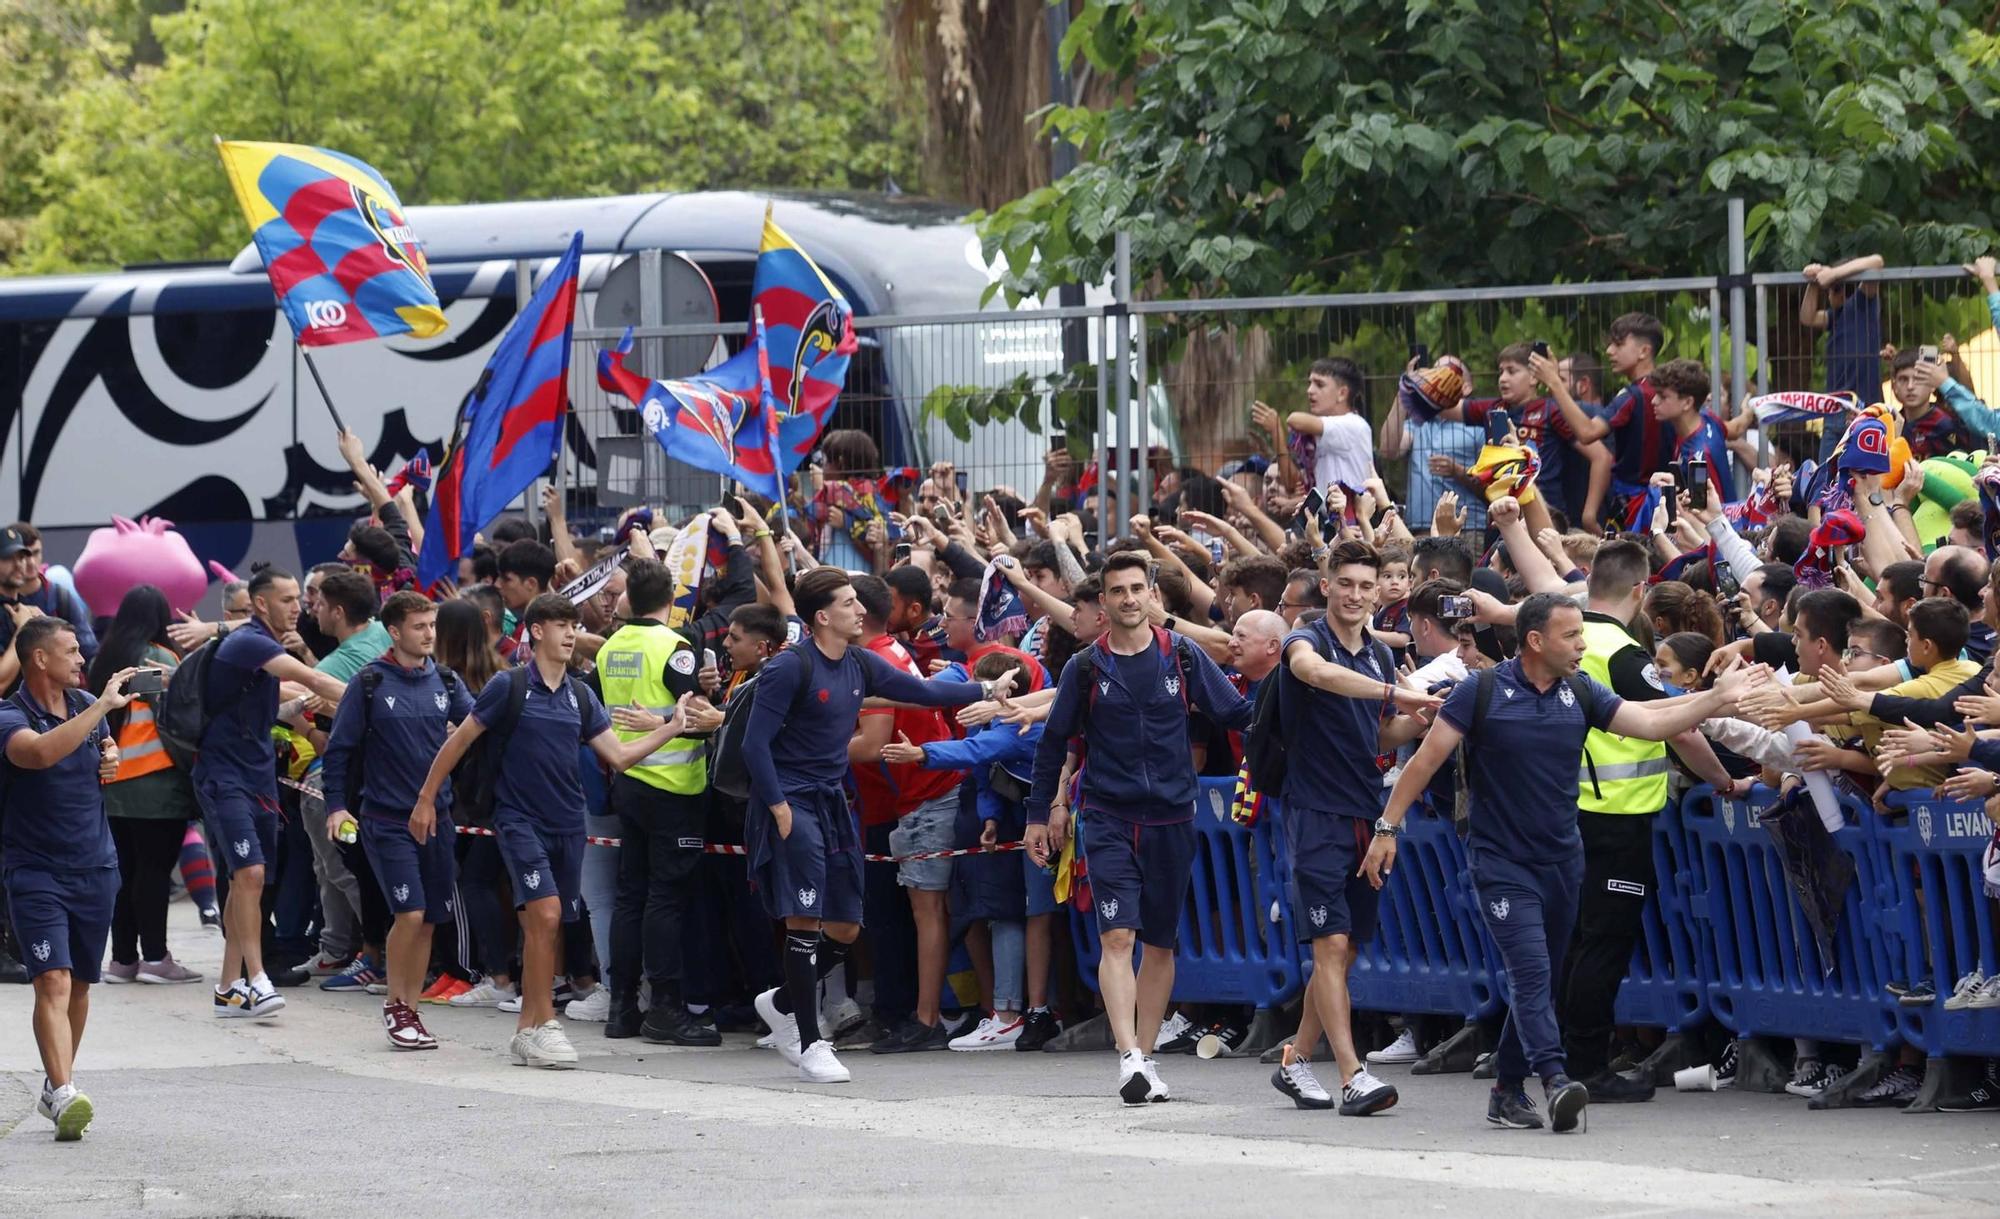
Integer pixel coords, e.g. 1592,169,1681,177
449,979,513,1008
1945,969,1988,1010
1272,1055,1334,1109
1367,1027,1421,1064
1967,974,2000,1010
754,986,802,1065
755,1030,777,1050
799,1039,851,1083
822,995,865,1040
949,1013,1025,1051
304,951,351,977
245,979,286,1019
1156,1012,1193,1049
1140,1055,1171,1102
498,994,523,1014
1118,1051,1150,1105
564,987,610,1022
515,1019,578,1069
48,1084,92,1141
35,1080,54,1121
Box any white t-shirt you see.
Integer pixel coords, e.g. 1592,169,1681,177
1311,412,1375,492
1407,651,1469,690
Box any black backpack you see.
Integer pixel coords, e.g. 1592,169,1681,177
1452,665,1593,827
340,665,467,815
450,667,531,828
153,633,234,771
1243,619,1386,798
710,644,815,801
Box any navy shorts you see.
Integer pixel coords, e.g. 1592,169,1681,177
1081,811,1193,950
359,812,458,924
1283,807,1380,944
493,813,584,923
200,787,280,877
5,866,116,983
745,787,864,924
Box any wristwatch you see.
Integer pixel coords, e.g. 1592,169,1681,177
1163,616,1178,632
1372,817,1403,839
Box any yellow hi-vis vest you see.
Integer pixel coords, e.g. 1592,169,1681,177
1576,616,1670,814
596,621,705,795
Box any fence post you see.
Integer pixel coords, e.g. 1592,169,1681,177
1728,197,1748,422
1095,316,1112,551
1112,232,1132,540
1754,280,1770,465
637,248,664,509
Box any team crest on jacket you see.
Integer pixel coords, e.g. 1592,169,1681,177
1165,674,1181,697
434,692,449,712
1490,898,1510,920
1558,684,1575,708
1098,680,1110,696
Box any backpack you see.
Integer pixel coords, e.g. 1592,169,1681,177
710,643,816,801
450,667,530,828
341,665,466,815
153,633,234,772
1451,665,1593,828
1241,618,1343,798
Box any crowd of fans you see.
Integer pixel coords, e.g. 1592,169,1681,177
9,256,2000,1138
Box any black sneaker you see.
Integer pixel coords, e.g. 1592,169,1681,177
1544,1074,1589,1133
1471,1050,1496,1080
1898,981,1938,1007
1581,1068,1655,1104
1203,1021,1250,1056
1855,1063,1923,1109
642,1003,722,1047
268,964,311,988
869,1017,951,1054
711,1003,762,1032
1015,1008,1062,1052
1715,1039,1740,1088
604,992,643,1040
1937,1074,2000,1112
1156,1013,1202,1055
1884,979,1914,998
1486,1084,1542,1129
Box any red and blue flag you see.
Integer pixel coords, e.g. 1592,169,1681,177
217,139,448,347
417,233,582,587
597,205,856,502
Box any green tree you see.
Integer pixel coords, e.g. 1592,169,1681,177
978,0,2000,304
10,0,925,273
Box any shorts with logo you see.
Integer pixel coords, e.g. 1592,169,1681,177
492,811,584,924
1080,809,1193,950
358,808,458,924
744,785,864,924
888,792,959,891
197,786,281,876
4,866,117,983
1283,805,1379,944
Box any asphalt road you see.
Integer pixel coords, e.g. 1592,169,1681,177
2,902,1998,1218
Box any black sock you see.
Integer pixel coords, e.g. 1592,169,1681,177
781,932,821,1046
815,936,849,982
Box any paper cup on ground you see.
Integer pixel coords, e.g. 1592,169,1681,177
1194,1032,1226,1059
1674,1064,1719,1092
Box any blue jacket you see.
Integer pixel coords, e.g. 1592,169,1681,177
923,717,1044,830
1027,630,1251,826
321,656,473,818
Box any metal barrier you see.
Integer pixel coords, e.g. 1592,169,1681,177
1068,779,1303,1012
1682,786,1899,1052
1878,791,2000,1058
1347,807,1501,1023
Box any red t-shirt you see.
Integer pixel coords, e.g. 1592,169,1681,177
850,634,962,824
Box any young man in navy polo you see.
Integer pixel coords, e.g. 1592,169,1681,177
321,591,473,1051
1,617,138,1140
196,567,349,1021
1366,593,1766,1134
1268,541,1435,1116
1025,551,1254,1107
740,567,1009,1086
416,593,691,1069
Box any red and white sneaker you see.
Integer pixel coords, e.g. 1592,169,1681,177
383,1001,436,1051
948,1013,1026,1051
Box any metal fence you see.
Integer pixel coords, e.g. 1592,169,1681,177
548,245,1999,543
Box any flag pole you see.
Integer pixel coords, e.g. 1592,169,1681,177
753,304,794,552
298,346,349,433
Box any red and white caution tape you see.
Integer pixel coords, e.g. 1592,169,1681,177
277,775,1024,863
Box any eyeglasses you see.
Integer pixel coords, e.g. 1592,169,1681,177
1918,576,1947,592
1842,646,1886,662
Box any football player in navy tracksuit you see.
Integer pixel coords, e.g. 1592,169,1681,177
1026,551,1253,1107
1366,593,1765,1134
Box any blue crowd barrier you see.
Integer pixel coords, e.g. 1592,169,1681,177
1682,785,1898,1051
1348,808,1501,1022
1069,779,1303,1011
1878,791,2000,1058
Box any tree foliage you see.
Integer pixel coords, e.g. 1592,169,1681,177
978,0,2000,303
4,0,924,274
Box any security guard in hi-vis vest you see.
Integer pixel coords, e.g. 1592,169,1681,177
591,559,722,1046
1560,541,1736,1103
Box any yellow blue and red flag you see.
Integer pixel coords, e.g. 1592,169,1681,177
597,205,856,502
217,139,448,347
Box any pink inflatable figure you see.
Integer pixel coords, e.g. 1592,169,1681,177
72,516,213,614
